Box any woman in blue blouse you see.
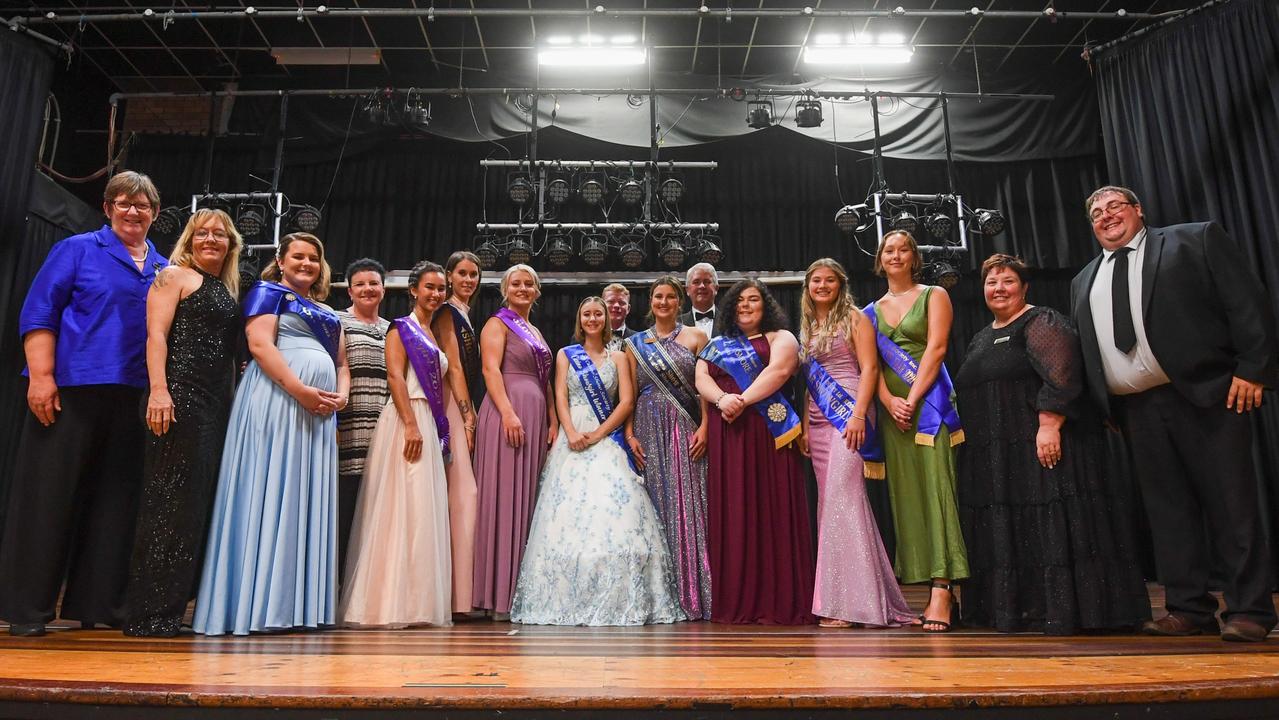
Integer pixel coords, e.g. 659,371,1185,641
0,171,167,637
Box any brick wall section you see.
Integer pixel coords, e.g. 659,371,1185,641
122,96,216,134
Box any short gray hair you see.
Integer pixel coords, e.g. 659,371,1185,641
1085,185,1141,217
686,262,719,286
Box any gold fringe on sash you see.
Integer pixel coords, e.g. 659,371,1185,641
775,423,803,450
914,428,965,447
863,461,886,480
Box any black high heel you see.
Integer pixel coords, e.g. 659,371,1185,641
921,580,959,633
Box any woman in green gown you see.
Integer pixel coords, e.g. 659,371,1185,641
872,230,969,632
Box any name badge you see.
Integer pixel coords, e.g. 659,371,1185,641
994,336,1011,344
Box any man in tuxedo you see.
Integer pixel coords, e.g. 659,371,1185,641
1070,185,1277,642
603,283,635,351
680,262,720,338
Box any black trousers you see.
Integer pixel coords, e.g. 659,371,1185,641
0,384,145,626
1115,384,1276,626
337,472,362,579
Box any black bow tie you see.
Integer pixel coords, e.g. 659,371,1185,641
693,309,715,322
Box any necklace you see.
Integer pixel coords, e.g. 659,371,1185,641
887,284,917,298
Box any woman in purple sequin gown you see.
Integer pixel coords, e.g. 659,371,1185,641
472,265,556,615
625,277,712,620
799,259,916,628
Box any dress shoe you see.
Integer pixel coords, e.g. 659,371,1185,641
7,623,46,637
1140,613,1218,637
1221,618,1272,643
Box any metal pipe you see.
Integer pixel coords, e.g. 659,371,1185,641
18,8,1179,26
480,160,718,169
105,87,1054,102
336,269,800,290
3,17,74,52
1084,0,1225,59
477,222,719,231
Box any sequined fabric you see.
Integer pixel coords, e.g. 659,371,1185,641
123,270,239,637
632,327,712,620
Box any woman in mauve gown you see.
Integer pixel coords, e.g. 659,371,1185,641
695,278,815,625
797,258,916,629
471,264,557,616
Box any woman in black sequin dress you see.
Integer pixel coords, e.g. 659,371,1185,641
122,209,242,637
955,254,1149,635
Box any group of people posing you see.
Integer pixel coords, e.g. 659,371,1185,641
1,172,1274,642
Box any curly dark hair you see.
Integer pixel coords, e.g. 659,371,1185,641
715,277,790,337
345,257,386,282
407,259,445,295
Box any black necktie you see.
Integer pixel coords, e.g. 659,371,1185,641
1111,247,1137,354
693,309,714,322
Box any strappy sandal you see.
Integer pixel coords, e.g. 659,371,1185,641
921,580,959,633
818,618,854,628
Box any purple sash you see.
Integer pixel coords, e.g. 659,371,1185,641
495,307,552,386
393,315,451,463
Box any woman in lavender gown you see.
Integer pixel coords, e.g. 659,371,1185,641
624,276,712,620
798,259,917,628
471,264,557,616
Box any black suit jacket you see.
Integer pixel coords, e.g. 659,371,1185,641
1070,222,1277,415
680,309,718,334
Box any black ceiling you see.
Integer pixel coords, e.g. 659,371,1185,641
6,0,1205,93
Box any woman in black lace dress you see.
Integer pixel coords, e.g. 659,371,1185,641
122,209,242,637
955,254,1149,635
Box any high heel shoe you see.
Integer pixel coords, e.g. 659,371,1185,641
921,580,959,633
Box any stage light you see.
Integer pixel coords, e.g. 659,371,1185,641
362,92,389,124
474,237,499,269
545,173,572,204
834,204,871,234
924,212,953,238
974,208,1006,236
746,100,774,129
291,204,322,232
803,42,914,65
796,99,824,128
892,210,918,234
660,236,687,268
545,233,573,267
618,178,643,205
926,261,961,289
538,47,647,67
236,204,266,237
404,90,431,125
581,233,609,267
658,176,684,204
698,235,724,264
577,171,607,205
507,173,534,204
619,234,646,268
507,236,533,266
152,206,186,236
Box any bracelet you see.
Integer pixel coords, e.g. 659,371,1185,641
625,435,637,442
851,413,866,421
715,393,727,409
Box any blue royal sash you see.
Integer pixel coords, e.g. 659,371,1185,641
242,281,341,362
863,300,965,447
495,307,552,387
443,302,480,390
563,344,639,473
698,334,802,450
393,315,451,464
626,328,701,426
803,356,885,479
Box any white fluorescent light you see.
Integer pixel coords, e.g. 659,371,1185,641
538,47,647,66
610,34,638,45
270,47,381,65
578,33,605,45
803,45,914,65
546,35,573,45
878,33,906,45
814,33,843,45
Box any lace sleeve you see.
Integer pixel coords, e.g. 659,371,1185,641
1024,307,1084,416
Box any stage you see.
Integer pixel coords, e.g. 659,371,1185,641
1,587,1277,719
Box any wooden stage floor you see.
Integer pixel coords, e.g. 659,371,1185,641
1,586,1277,720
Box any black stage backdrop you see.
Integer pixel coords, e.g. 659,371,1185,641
1094,0,1279,572
0,33,56,538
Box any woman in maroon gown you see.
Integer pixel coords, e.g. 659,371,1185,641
695,279,815,625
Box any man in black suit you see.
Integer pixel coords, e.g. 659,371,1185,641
1071,185,1277,642
680,262,720,338
603,283,635,351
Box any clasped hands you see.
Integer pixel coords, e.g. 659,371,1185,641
717,393,747,422
296,385,345,416
888,396,915,431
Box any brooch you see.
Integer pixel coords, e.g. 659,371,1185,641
284,293,297,301
767,402,788,422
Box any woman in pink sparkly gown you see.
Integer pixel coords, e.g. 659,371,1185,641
799,259,916,628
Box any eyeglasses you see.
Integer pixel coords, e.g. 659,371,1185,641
1089,200,1134,221
193,229,231,241
111,200,154,213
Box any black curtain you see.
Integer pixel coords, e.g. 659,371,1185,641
1094,0,1279,571
0,33,57,537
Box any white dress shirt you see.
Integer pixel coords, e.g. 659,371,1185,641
1088,228,1172,395
690,307,716,338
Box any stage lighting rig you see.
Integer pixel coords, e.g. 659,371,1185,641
152,206,187,236
507,173,535,204
924,211,953,239
697,234,724,264
618,177,644,205
474,236,500,269
581,232,610,267
796,99,824,128
545,171,572,204
619,231,647,268
658,175,684,204
291,204,322,232
544,232,573,267
577,171,607,205
892,210,918,234
925,260,961,289
507,235,534,266
236,203,267,237
659,234,688,268
404,89,431,126
747,100,774,129
972,208,1006,236
834,204,872,234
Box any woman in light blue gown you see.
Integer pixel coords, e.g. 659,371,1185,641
193,233,350,636
510,297,684,627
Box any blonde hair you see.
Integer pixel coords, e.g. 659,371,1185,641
646,275,686,325
499,264,541,306
262,232,331,301
602,282,630,299
573,296,613,346
873,230,923,282
800,258,859,356
169,208,243,296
